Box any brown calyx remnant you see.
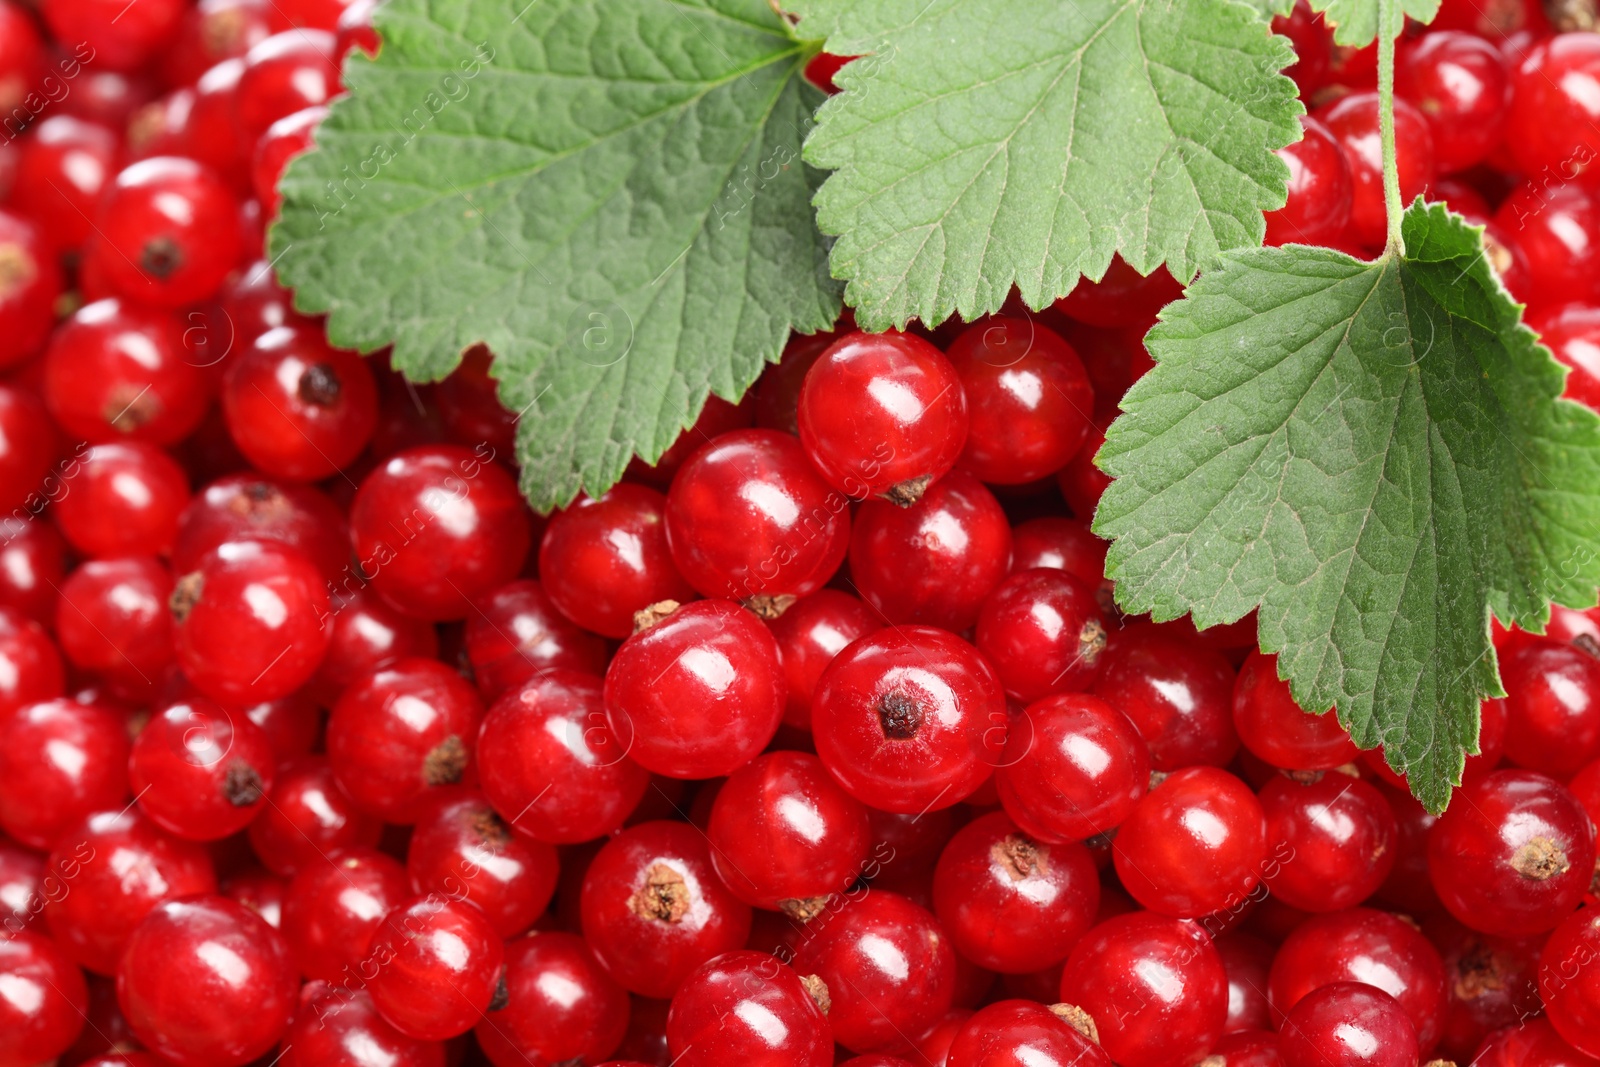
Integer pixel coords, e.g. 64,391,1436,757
1048,1003,1099,1043
744,594,798,620
993,833,1048,881
487,974,510,1012
632,600,680,634
1148,770,1170,792
472,807,512,849
228,481,293,522
1512,836,1570,880
1284,768,1326,785
1547,0,1600,32
169,572,204,623
801,974,831,1015
297,363,343,407
1576,633,1600,661
423,736,468,785
223,762,265,806
1077,619,1108,668
778,896,831,922
628,863,691,923
1192,1058,1225,1067
1083,828,1117,850
877,689,923,740
141,236,184,279
1454,943,1508,1000
0,242,35,300
1423,1060,1459,1067
881,474,932,508
105,383,160,432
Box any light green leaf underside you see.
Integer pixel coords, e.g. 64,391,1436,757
1243,0,1295,18
270,0,841,510
791,0,1303,333
1310,0,1441,46
1095,201,1600,812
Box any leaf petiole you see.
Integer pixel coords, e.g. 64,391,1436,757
1376,0,1405,256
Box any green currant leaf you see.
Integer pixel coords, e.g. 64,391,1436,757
269,0,841,511
1095,201,1600,813
1309,0,1440,46
1243,0,1295,18
790,0,1303,332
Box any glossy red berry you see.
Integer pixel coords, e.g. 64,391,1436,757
1317,92,1436,250
666,950,832,1067
461,579,608,700
310,583,439,701
44,807,217,975
8,117,119,255
995,692,1150,843
254,105,324,215
1396,31,1510,174
1266,115,1354,246
580,821,753,1000
1233,650,1360,770
628,394,755,488
1528,303,1600,411
117,895,296,1067
977,567,1108,701
363,894,505,1040
350,445,532,620
173,474,351,583
946,1000,1110,1067
281,846,408,982
706,750,872,914
336,0,380,57
236,30,342,143
0,607,63,717
1010,517,1108,587
604,598,784,779
1492,182,1600,311
1093,622,1238,769
1055,256,1183,329
1499,637,1600,776
791,890,957,1054
0,837,44,935
849,470,1012,632
1429,769,1596,937
476,932,629,1067
128,699,275,841
766,589,881,730
281,984,446,1067
664,428,848,608
327,657,483,822
55,558,173,700
0,930,88,1067
1539,907,1600,1057
1058,911,1227,1067
405,787,558,937
1113,766,1268,918
1471,1018,1600,1067
0,519,68,627
812,625,1004,814
42,0,184,70
54,443,189,561
1507,33,1600,186
223,323,378,480
247,755,381,876
1280,983,1420,1067
163,0,274,84
0,697,130,850
539,484,695,639
798,330,969,501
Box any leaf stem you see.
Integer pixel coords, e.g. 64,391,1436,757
1377,0,1404,257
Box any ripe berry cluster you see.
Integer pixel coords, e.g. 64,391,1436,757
0,0,1597,1066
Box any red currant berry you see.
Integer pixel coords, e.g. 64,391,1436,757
0,930,88,1066
666,950,832,1067
128,699,275,841
0,608,63,721
1539,907,1600,1057
1507,33,1600,186
1428,915,1542,1060
1233,650,1360,770
434,344,517,457
461,579,608,700
849,470,1012,631
223,323,379,480
627,394,755,488
42,0,185,72
813,625,1004,813
1280,983,1419,1067
44,807,216,975
247,755,381,876
281,984,445,1067
55,558,173,700
8,116,120,255
0,0,45,113
1113,766,1268,918
171,540,331,703
664,428,848,610
117,895,295,1067
476,932,629,1067
350,445,532,620
1362,695,1508,789
1499,637,1600,776
977,567,1108,702
1057,421,1111,519
54,443,190,560
0,697,129,851
1396,32,1510,174
1214,932,1275,1033
1272,1,1332,95
1429,769,1597,937
706,750,871,915
539,484,695,639
0,837,45,934
1492,182,1600,311
1011,517,1108,587
1259,771,1397,912
1058,911,1227,1067
1472,1018,1600,1067
604,598,784,779
236,30,342,144
309,583,438,701
87,157,243,307
406,787,558,937
1093,622,1238,769
163,0,275,85
797,330,969,502
1265,115,1354,246
281,846,408,982
1208,1029,1283,1067
327,657,483,822
1055,256,1183,329
336,0,380,57
254,105,324,215
791,890,957,1054
173,474,351,584
580,820,752,999
766,589,881,731
0,519,68,626
995,692,1149,843
1317,92,1436,250
363,894,505,1041
1529,304,1600,411
946,999,1110,1067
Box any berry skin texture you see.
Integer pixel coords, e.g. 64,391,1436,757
223,323,379,481
364,895,505,1041
766,589,881,730
1233,650,1360,770
350,444,532,621
1058,911,1228,1067
1113,766,1268,918
116,895,297,1067
1492,182,1600,312
791,890,958,1055
1317,91,1436,250
664,428,848,608
1092,622,1239,770
976,567,1108,701
604,599,785,779
1540,908,1600,1057
1055,255,1183,329
476,669,649,845
539,484,696,639
1265,115,1353,246
55,442,191,559
995,692,1150,843
475,932,629,1067
236,30,342,143
1499,637,1600,776
812,625,1005,814
1429,770,1597,937
0,210,63,367
42,0,184,71
281,847,408,983
945,317,1094,485
849,470,1013,632
311,584,439,701
254,105,325,215
0,930,87,1067
1258,772,1397,913
580,821,753,1000
798,330,969,501
404,787,558,937
170,540,331,703
129,699,275,841
281,985,446,1067
326,657,485,823
0,697,129,850
932,811,1099,974
87,157,243,308
0,607,63,717
1471,1018,1600,1067
946,1000,1112,1067
1527,304,1600,411
706,750,871,915
1010,517,1108,588
666,951,833,1067
56,557,174,700
173,474,351,585
1508,33,1600,188
1395,31,1510,174
1428,916,1542,1061
462,579,607,700
1279,983,1420,1067
247,755,381,876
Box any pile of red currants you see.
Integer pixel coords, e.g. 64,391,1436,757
0,0,1598,1065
